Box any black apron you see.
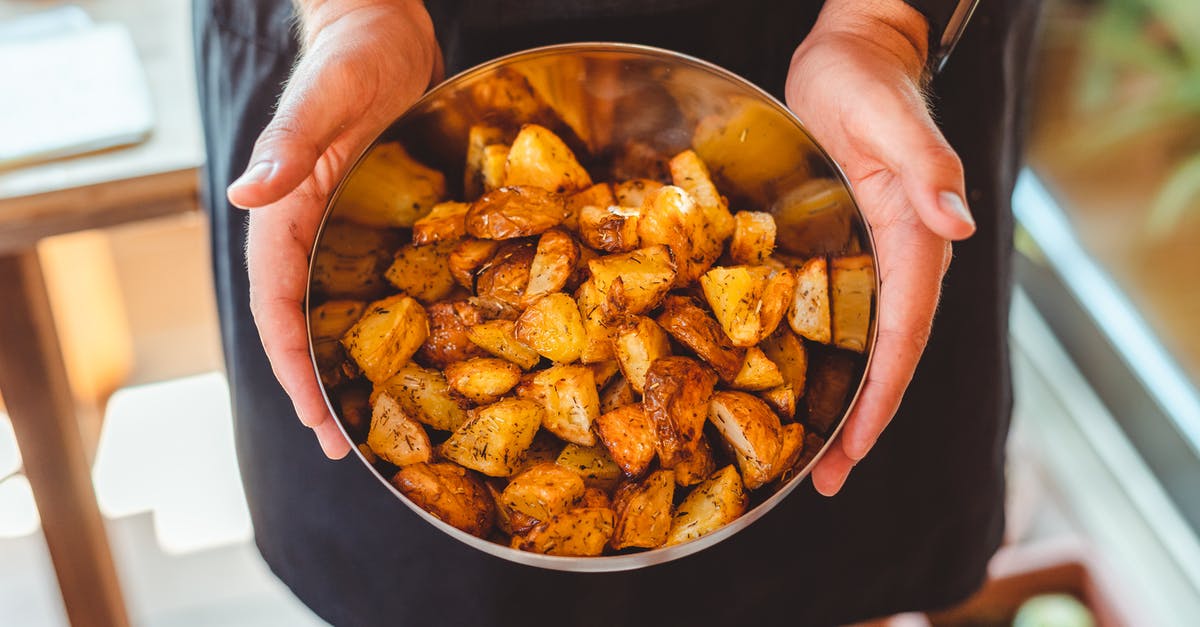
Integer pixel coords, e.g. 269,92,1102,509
193,1,1041,625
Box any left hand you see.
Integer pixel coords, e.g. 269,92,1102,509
785,0,977,495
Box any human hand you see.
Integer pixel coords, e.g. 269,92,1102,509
226,0,441,459
785,0,976,495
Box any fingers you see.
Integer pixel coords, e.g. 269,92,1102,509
811,439,856,496
314,417,352,459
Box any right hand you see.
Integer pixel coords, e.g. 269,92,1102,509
226,0,441,458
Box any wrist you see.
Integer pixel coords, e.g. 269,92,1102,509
809,0,930,80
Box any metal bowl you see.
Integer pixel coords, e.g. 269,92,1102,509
306,43,878,572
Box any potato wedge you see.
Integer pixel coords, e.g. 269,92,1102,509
575,279,616,363
642,356,718,467
730,211,777,265
586,245,676,315
757,384,796,421
765,422,806,484
666,465,747,546
464,124,508,199
466,319,541,370
805,348,858,435
773,178,855,256
341,294,428,384
448,238,501,290
516,364,600,445
367,393,432,467
444,357,522,404
595,404,657,478
656,295,745,381
515,507,615,556
384,241,457,304
440,398,544,477
708,391,784,490
830,254,875,352
501,462,586,521
788,257,832,343
487,482,541,536
611,470,675,550
588,360,621,389
580,486,612,509
699,265,795,347
779,432,827,486
412,201,470,246
759,268,797,340
672,435,717,487
311,300,365,388
514,293,586,363
579,204,641,253
564,182,615,234
311,249,390,300
480,145,510,193
376,363,469,432
522,229,580,306
391,462,494,537
613,178,663,209
511,431,565,476
466,186,566,240
556,443,623,490
336,142,445,228
475,240,536,310
668,149,734,241
731,346,785,391
504,123,593,194
418,300,488,369
759,327,808,402
637,185,722,286
611,316,672,394
598,375,636,415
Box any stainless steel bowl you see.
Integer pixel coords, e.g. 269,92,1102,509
307,43,878,572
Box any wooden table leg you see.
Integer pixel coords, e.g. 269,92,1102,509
0,249,130,627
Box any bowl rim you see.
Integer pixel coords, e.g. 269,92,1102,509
305,41,880,572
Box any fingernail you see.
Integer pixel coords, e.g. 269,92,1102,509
938,191,975,227
229,160,275,191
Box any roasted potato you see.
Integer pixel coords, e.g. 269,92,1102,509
418,300,488,369
391,462,494,537
700,265,795,347
341,294,428,384
642,356,718,467
668,149,734,242
475,240,535,309
466,185,566,240
376,363,469,431
448,238,501,290
599,375,636,414
511,431,566,476
514,293,586,363
412,201,470,246
336,142,445,228
444,357,522,404
501,462,586,521
504,123,593,194
480,145,510,193
311,249,390,300
466,319,541,370
384,242,457,304
788,256,832,343
595,404,657,478
574,279,616,363
759,327,808,402
440,398,544,477
311,300,365,388
708,391,784,490
515,507,615,556
337,382,372,440
805,348,858,435
656,295,745,381
758,384,796,421
613,178,663,209
488,482,541,536
580,486,612,509
672,435,717,487
556,443,623,489
637,185,723,286
464,124,509,199
731,346,785,391
516,364,600,446
579,204,641,253
830,254,875,352
367,393,432,467
729,211,777,265
765,422,806,484
588,360,621,389
587,245,676,316
612,470,675,550
611,316,672,394
522,229,580,306
773,179,855,256
666,465,747,546
564,182,615,234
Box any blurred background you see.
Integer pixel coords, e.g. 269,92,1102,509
0,0,1197,625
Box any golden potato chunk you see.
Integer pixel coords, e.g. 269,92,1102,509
588,360,621,389
669,149,734,242
440,398,544,477
504,123,593,194
511,431,566,477
666,465,747,546
384,242,457,304
336,142,445,228
418,300,488,369
466,185,566,240
412,201,470,246
788,257,832,343
758,384,796,421
522,229,580,306
642,356,718,467
311,300,365,388
444,357,522,404
514,293,586,363
367,393,432,467
475,240,536,310
700,265,796,347
598,375,636,415
501,462,586,522
464,124,508,199
760,327,808,402
730,211,777,265
587,245,676,316
579,486,612,509
556,443,623,489
311,250,390,301
574,279,616,363
830,254,875,352
656,295,745,381
564,182,614,233
731,346,785,391
595,404,657,478
391,462,494,537
805,348,858,434
613,178,663,209
637,185,723,286
708,391,784,490
516,364,600,446
672,435,716,487
487,482,541,536
611,316,672,394
376,363,469,431
341,294,428,384
612,470,675,550
578,204,641,253
480,145,510,194
448,238,501,290
466,319,541,370
773,179,855,256
515,507,615,556
765,422,807,484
